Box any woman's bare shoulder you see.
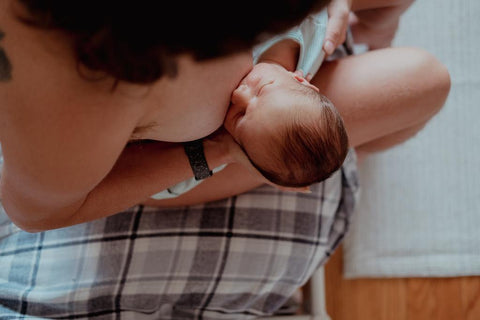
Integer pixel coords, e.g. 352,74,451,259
0,1,144,138
0,3,144,212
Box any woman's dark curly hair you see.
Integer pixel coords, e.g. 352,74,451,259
16,0,329,84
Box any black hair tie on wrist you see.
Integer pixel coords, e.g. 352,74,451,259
183,139,213,180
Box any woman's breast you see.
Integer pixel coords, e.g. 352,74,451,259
133,53,253,142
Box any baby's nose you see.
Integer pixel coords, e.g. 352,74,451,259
231,83,251,105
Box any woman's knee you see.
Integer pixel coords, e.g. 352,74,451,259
402,47,451,118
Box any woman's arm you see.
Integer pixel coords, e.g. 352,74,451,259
0,12,253,232
0,49,237,233
310,47,450,148
0,114,231,232
141,162,264,208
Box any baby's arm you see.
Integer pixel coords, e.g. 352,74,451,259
256,39,300,72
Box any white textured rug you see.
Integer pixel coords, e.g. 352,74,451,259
343,0,480,278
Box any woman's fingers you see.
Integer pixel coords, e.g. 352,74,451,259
324,0,352,55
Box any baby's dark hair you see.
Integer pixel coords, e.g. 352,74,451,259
251,89,349,188
16,0,330,84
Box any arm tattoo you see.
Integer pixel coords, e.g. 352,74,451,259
0,30,12,81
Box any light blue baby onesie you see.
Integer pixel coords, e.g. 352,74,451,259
253,9,328,76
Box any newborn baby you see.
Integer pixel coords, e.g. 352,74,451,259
223,62,349,188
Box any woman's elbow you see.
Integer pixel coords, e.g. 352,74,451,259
0,185,77,233
2,204,44,233
9,218,44,233
3,207,72,233
1,199,51,233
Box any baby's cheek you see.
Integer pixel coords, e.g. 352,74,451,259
230,119,248,146
223,109,241,137
223,112,235,134
229,124,243,144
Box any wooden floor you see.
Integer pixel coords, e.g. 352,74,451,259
323,245,480,320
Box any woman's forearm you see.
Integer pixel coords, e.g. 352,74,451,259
70,140,231,226
11,139,230,232
141,163,265,208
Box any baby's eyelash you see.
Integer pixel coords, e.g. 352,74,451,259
257,80,274,96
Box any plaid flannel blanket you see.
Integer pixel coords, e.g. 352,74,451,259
0,149,358,320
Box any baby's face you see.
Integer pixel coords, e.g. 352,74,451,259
224,62,319,167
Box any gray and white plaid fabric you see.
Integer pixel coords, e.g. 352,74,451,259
0,149,358,320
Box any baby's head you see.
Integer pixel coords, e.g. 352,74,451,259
224,62,349,188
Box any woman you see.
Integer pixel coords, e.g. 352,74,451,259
0,0,450,318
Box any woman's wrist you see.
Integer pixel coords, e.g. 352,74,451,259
203,130,237,167
203,128,269,185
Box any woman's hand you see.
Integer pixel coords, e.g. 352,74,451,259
323,0,353,56
204,127,268,184
349,0,415,50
